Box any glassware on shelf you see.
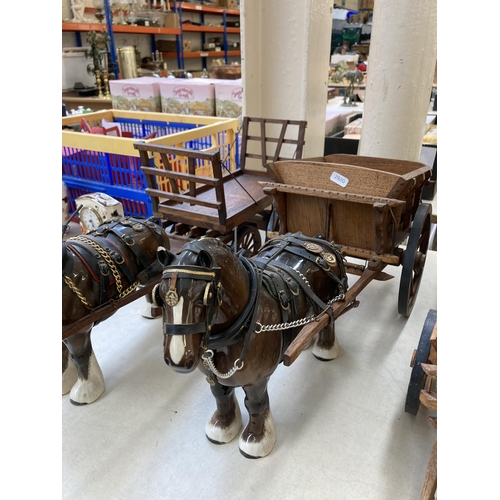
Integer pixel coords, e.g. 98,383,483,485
112,0,130,25
93,0,105,23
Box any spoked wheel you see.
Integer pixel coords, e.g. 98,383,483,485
405,309,437,415
231,224,262,257
398,203,432,317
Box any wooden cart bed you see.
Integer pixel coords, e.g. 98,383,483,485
148,169,272,233
262,154,431,262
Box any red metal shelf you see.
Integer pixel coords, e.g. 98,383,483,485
161,50,240,58
181,24,240,33
62,22,181,35
169,2,240,16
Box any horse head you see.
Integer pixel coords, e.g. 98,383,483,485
156,238,250,373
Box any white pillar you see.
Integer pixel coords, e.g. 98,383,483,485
241,0,334,165
359,0,437,161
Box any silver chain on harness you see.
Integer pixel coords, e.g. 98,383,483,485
202,292,345,380
255,292,345,333
202,349,244,380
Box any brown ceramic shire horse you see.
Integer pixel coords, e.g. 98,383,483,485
155,233,348,458
62,216,170,405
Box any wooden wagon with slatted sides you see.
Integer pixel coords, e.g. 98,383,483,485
133,117,307,255
259,153,433,366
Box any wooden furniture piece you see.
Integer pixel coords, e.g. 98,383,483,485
134,143,272,254
405,309,437,500
258,154,432,364
133,117,308,253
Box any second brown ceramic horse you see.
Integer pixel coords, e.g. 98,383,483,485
155,233,348,458
62,216,170,405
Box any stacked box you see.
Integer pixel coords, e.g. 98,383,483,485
162,12,180,28
159,80,216,116
156,39,191,52
216,0,239,9
109,77,162,112
215,79,243,118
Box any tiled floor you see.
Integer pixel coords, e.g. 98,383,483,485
62,219,438,499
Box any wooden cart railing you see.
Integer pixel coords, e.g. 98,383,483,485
133,117,308,252
239,117,307,169
135,143,272,235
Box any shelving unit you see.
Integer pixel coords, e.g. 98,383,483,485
162,2,240,71
62,1,240,75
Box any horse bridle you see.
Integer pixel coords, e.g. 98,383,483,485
161,265,223,336
161,253,260,346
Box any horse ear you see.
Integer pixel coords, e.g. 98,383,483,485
197,250,213,268
157,246,175,266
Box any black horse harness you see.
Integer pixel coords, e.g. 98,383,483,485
161,233,348,374
63,216,165,309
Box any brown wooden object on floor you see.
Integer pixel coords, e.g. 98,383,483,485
406,312,437,500
264,154,430,255
134,142,272,253
261,154,432,351
134,117,307,255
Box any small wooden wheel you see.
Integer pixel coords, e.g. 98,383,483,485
232,224,262,256
398,203,432,317
405,309,437,415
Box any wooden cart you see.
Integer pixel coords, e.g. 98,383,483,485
405,308,438,500
258,153,433,365
133,117,307,254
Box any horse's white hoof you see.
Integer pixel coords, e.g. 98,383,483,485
62,361,78,395
239,410,276,459
312,335,341,361
69,352,105,405
206,397,242,444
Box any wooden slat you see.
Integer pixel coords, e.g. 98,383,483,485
261,182,406,207
141,166,220,186
147,188,221,210
260,119,267,167
268,161,405,198
421,363,437,379
419,390,437,411
157,206,219,230
246,135,304,145
159,152,180,194
420,437,437,500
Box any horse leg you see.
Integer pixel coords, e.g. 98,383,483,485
239,377,276,459
205,382,242,444
312,319,340,361
62,327,105,405
62,342,78,395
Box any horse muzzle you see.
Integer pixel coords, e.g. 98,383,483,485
163,331,203,373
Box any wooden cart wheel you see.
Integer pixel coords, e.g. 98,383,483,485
232,224,262,256
398,203,432,317
405,309,437,415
